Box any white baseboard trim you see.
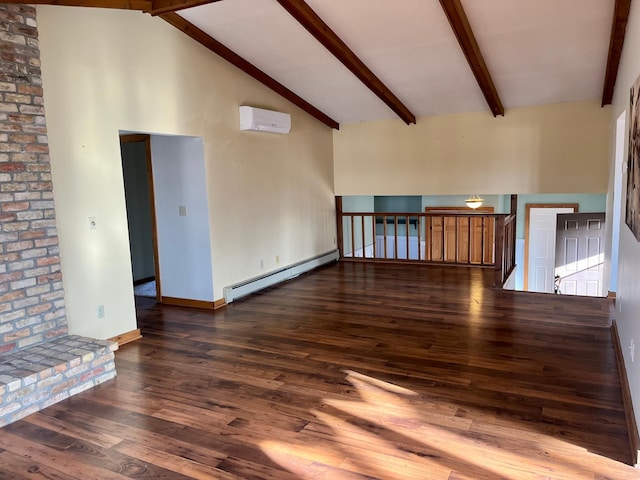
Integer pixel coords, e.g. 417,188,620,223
223,250,339,303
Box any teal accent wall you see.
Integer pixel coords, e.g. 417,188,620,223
374,196,422,212
341,196,375,254
342,195,375,213
502,195,512,214
342,194,515,214
516,194,607,238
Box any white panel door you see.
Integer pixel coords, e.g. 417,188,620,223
555,213,606,297
528,207,575,293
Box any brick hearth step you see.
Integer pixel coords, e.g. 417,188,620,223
0,335,118,427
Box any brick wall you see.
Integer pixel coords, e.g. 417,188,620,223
0,4,68,355
0,5,117,427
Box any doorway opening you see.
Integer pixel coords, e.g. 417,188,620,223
554,212,606,296
120,132,215,308
610,111,627,293
120,134,162,302
524,204,607,296
524,204,578,293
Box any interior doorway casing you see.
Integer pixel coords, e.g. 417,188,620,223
610,112,627,293
523,203,578,291
120,133,162,302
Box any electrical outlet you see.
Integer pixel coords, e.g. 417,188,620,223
97,305,105,319
619,296,623,313
178,206,188,217
631,339,635,363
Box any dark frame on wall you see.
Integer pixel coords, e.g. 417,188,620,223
626,74,640,241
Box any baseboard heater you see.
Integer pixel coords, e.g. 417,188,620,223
223,249,339,303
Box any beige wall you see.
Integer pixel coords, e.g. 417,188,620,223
37,6,334,339
334,101,610,195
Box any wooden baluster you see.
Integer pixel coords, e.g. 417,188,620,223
494,215,506,285
510,217,516,273
508,196,517,276
467,215,472,264
350,215,355,259
394,216,399,259
454,216,459,263
372,216,377,259
481,216,486,265
440,216,444,262
427,216,431,261
417,216,422,261
432,216,436,261
507,222,511,272
430,216,436,261
383,215,388,259
505,220,510,273
335,197,344,258
444,216,448,262
406,215,410,259
488,216,495,264
512,221,515,269
456,216,465,263
361,215,366,258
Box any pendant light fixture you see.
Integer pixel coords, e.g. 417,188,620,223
465,194,484,209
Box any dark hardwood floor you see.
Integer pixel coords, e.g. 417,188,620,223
1,263,638,479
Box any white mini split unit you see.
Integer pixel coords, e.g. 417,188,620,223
239,106,291,134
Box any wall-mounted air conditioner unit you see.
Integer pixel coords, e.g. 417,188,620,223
239,106,291,134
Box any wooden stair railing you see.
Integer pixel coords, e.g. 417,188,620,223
495,213,516,286
336,205,516,287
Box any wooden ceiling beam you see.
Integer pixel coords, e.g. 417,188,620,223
160,12,340,130
149,0,220,16
0,0,220,14
1,0,338,128
602,0,632,106
438,0,504,117
0,0,153,10
275,0,416,125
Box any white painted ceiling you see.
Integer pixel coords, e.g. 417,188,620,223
179,0,614,124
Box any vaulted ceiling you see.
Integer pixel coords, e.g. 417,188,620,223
5,0,633,129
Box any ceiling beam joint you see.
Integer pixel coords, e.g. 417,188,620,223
0,0,221,15
149,0,220,16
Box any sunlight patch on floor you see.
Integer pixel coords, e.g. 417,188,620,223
259,370,617,479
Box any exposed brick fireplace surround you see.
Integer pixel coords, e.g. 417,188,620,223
0,4,117,427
